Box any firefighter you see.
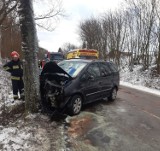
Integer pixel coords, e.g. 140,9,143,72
3,51,24,100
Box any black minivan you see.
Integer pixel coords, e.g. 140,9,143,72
40,59,119,115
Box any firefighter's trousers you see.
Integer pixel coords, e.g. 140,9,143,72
12,79,24,99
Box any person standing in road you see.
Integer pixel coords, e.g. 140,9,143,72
3,51,24,101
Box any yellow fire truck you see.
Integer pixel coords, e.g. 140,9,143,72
66,49,99,60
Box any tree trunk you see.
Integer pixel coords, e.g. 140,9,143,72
18,0,40,113
157,32,160,74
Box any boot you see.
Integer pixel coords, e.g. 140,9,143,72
13,95,18,100
19,94,25,101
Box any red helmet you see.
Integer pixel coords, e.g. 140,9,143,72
11,51,19,58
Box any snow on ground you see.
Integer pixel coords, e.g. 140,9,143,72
0,61,160,151
0,124,48,150
120,81,160,96
120,63,160,95
0,65,14,112
120,64,160,90
0,115,52,151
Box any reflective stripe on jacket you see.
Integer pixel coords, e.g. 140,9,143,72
13,65,20,69
3,66,11,71
11,76,21,80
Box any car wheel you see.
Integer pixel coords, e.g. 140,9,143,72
108,87,117,101
68,95,82,116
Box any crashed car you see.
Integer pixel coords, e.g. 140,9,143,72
40,59,119,115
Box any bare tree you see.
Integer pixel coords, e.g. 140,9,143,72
124,7,141,70
79,17,104,58
0,0,19,25
62,42,78,57
102,10,127,65
154,0,160,73
125,0,156,70
34,0,65,31
79,10,127,63
0,0,65,31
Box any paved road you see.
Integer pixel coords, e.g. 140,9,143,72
65,86,160,151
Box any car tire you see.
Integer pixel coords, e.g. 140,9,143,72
68,95,82,116
108,87,117,101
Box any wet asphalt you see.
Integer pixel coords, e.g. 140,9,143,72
64,86,160,151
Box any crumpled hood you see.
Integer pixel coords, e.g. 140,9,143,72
41,61,72,79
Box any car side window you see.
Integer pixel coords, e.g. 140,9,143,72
99,63,112,76
87,63,100,78
108,62,118,72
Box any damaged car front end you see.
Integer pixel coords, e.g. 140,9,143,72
40,60,88,116
40,61,72,114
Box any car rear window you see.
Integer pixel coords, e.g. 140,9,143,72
50,54,64,60
107,62,118,72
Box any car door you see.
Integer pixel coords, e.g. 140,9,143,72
80,63,102,103
98,62,113,98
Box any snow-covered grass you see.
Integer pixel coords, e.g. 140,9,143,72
0,66,12,107
0,116,51,151
120,64,160,91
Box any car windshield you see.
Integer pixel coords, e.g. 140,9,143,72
50,54,64,60
58,60,87,77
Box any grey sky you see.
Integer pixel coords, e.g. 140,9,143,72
36,0,122,52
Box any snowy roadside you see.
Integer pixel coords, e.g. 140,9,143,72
120,81,160,97
0,114,65,151
120,64,160,96
120,64,160,91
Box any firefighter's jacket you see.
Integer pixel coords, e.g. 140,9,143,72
3,59,23,80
